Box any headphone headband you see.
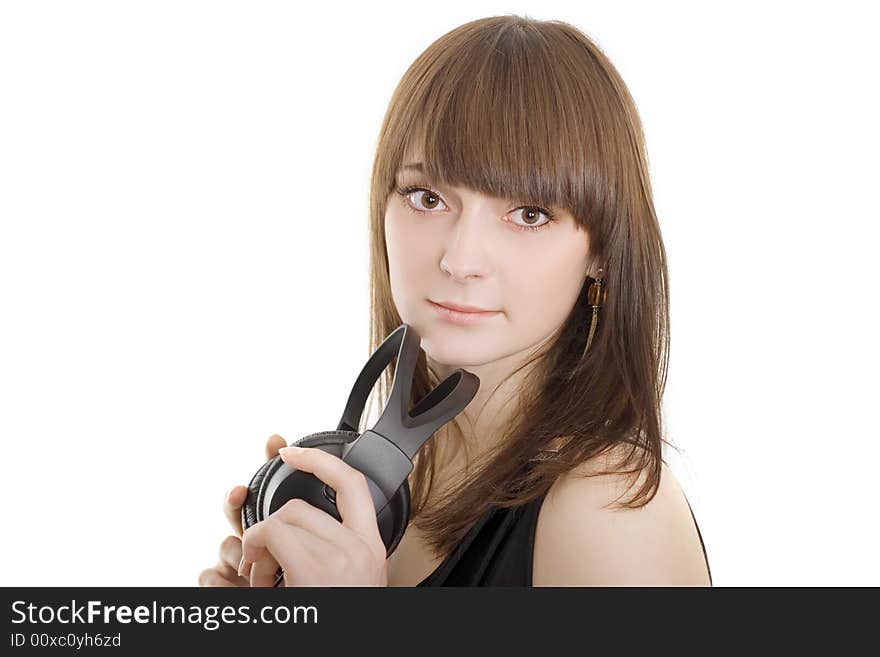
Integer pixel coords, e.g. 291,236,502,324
336,323,479,460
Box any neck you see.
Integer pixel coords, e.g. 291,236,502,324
425,332,554,463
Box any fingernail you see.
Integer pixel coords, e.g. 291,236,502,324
238,556,248,577
279,446,303,455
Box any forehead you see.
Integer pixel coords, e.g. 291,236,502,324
396,161,428,176
394,159,459,192
395,162,493,200
394,144,569,213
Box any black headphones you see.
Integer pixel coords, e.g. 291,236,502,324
241,322,480,585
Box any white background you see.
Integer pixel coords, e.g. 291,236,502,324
1,1,877,587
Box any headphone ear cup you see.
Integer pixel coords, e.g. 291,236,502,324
241,430,361,531
293,431,411,554
241,456,276,531
381,477,411,557
295,430,360,450
242,429,413,556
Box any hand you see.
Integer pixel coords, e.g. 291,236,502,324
239,445,389,587
198,434,288,587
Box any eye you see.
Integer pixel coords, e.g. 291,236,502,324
395,185,449,213
394,182,556,233
507,206,554,232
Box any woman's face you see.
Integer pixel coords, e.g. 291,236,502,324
384,159,593,372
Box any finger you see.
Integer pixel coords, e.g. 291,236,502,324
278,446,381,541
198,567,239,587
266,433,287,461
223,434,287,538
223,486,248,537
250,555,282,588
218,535,244,578
270,497,350,546
241,515,332,581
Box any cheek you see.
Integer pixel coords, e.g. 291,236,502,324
384,208,434,308
507,240,587,326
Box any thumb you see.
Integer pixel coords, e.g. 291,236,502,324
265,433,288,461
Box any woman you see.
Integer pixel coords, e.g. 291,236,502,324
199,14,713,587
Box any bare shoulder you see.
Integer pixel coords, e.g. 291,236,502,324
532,446,711,586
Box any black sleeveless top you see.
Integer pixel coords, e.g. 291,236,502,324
416,491,712,586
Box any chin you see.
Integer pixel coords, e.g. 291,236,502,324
418,323,504,369
397,300,506,365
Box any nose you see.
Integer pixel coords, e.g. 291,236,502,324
439,206,493,282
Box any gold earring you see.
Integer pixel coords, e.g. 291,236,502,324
582,268,606,358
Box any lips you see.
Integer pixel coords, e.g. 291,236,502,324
428,299,502,326
430,300,499,313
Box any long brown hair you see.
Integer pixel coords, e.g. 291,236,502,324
362,15,675,558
